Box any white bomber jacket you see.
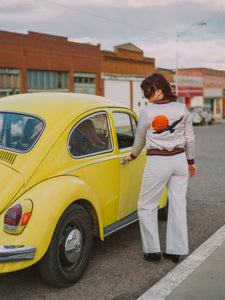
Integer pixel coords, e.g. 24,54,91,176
131,99,195,164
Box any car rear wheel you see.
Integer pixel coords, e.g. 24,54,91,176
38,203,93,288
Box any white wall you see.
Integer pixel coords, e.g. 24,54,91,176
104,80,130,108
132,80,148,116
191,96,203,107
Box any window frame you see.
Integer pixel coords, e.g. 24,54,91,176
27,70,68,90
112,111,138,150
0,111,45,153
68,111,113,159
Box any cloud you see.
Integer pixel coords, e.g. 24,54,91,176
52,0,173,8
70,36,100,45
0,0,33,8
51,0,220,8
0,0,36,12
0,0,225,70
138,37,225,70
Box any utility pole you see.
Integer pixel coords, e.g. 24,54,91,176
175,21,207,97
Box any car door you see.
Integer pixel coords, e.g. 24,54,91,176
67,111,120,228
112,111,146,221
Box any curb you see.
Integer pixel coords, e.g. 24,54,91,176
138,224,225,300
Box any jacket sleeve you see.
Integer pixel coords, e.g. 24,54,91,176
131,109,150,158
184,107,195,164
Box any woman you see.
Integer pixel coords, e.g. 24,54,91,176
125,73,197,263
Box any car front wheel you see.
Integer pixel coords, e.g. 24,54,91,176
38,203,93,288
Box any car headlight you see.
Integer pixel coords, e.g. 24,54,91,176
3,199,33,235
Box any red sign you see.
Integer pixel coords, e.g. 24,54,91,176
177,71,203,98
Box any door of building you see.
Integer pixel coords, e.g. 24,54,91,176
74,73,96,95
104,80,130,108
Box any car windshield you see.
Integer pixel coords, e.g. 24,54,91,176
0,112,44,152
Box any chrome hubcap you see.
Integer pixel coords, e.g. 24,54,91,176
64,228,82,263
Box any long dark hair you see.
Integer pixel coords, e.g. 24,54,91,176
141,73,177,102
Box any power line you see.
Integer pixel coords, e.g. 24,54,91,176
51,0,170,37
52,1,225,44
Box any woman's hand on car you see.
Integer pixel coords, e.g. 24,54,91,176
124,154,135,164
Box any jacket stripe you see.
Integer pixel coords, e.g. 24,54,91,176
187,159,195,165
147,148,185,156
155,99,172,104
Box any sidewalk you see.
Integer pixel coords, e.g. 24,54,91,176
138,224,225,300
215,118,225,124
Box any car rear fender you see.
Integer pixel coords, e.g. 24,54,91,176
0,175,103,265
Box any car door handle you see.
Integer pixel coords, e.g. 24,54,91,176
121,159,127,165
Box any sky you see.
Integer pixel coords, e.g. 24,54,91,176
1,0,225,71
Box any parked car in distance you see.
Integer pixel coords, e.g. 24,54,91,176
190,106,214,125
0,93,167,288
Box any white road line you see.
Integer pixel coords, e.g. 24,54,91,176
138,224,225,300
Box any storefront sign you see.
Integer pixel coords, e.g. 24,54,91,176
204,88,222,98
177,71,203,98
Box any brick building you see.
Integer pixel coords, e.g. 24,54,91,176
1,30,224,119
176,70,204,110
0,31,155,115
157,68,204,110
0,30,101,97
181,68,225,119
101,43,155,114
156,68,176,87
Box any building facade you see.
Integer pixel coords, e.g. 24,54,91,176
101,43,155,115
0,30,101,97
1,30,224,120
158,68,204,109
176,70,204,110
181,68,225,120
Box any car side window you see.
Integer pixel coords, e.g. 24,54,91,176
68,112,112,158
112,112,137,149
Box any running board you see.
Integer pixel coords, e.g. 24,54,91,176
103,211,138,237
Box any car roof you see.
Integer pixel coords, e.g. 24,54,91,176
0,93,135,147
0,93,127,122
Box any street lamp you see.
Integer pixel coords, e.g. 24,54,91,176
175,21,207,96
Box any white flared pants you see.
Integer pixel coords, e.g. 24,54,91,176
138,152,189,255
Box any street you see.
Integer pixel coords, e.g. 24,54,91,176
1,123,225,300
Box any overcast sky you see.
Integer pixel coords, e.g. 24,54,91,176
1,0,225,71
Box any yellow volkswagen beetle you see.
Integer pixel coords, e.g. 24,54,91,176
0,93,167,287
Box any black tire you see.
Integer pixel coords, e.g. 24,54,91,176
158,200,168,221
200,118,205,126
38,204,93,288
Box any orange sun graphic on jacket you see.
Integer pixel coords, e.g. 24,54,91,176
152,115,169,132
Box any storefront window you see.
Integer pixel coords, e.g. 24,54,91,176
27,70,68,91
205,99,213,112
0,68,20,97
74,72,96,95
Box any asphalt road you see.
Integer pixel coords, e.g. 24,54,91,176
1,123,225,300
